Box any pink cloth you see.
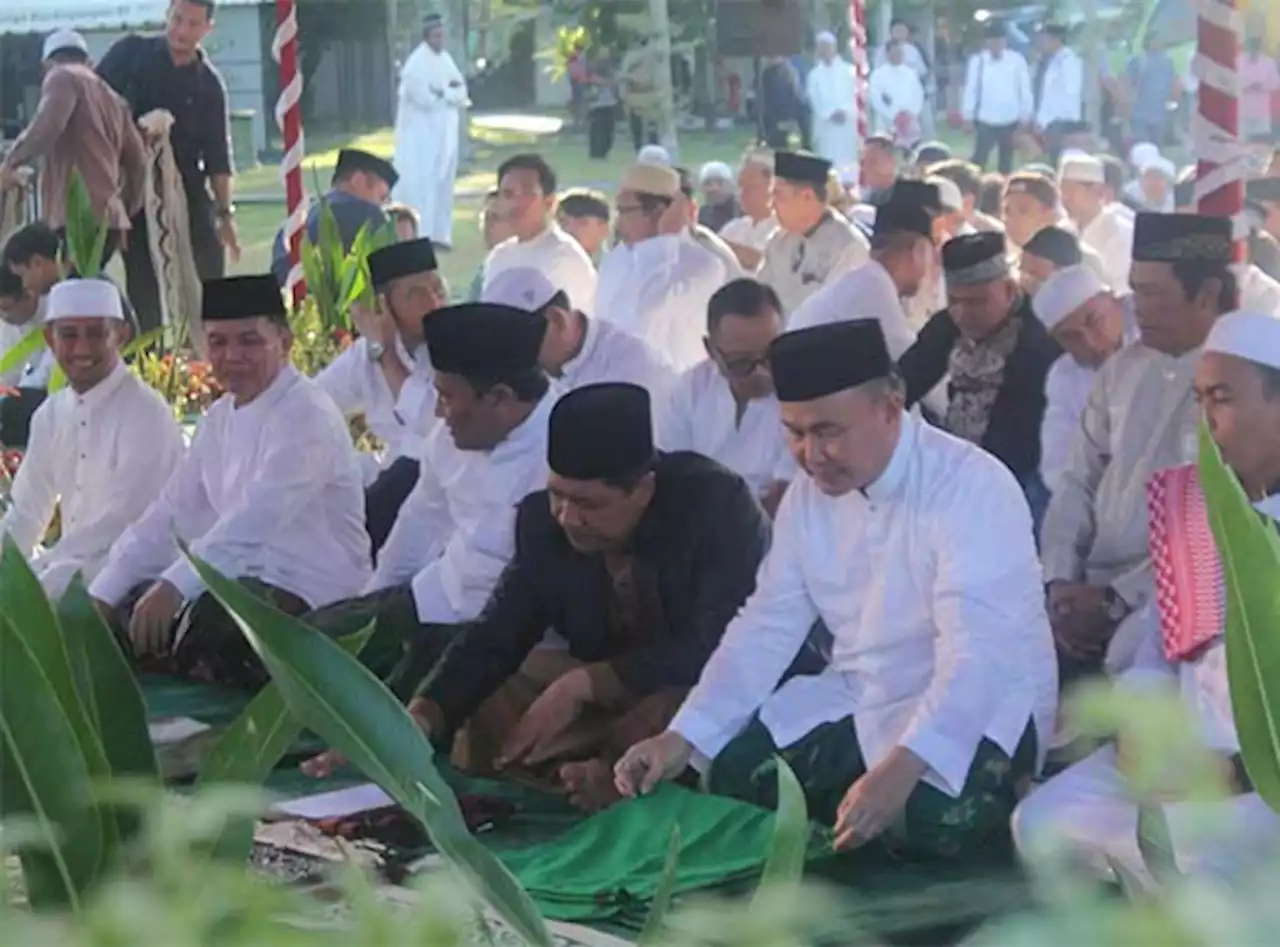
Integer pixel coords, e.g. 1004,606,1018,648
1242,54,1280,124
1147,464,1224,664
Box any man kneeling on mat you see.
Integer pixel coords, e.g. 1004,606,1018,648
305,382,769,810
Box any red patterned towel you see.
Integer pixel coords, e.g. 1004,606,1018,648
1147,464,1224,663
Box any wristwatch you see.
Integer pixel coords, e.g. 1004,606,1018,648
215,204,236,220
1103,587,1131,623
366,340,386,363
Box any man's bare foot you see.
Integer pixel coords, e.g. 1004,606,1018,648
560,759,622,813
300,748,348,778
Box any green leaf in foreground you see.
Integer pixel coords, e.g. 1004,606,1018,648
1197,422,1280,814
196,623,376,862
637,827,682,947
182,546,554,947
754,755,810,895
0,326,47,378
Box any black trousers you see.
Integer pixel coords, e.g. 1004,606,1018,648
972,121,1018,173
365,456,421,561
0,387,47,448
587,105,617,159
122,185,224,333
629,111,658,152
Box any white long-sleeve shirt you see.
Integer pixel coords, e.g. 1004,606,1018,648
1079,205,1134,292
483,224,599,317
594,234,729,372
89,366,371,608
868,62,926,130
556,313,675,400
671,414,1058,795
367,392,553,624
655,359,795,499
314,336,432,478
1,362,184,597
963,49,1033,126
1035,47,1084,128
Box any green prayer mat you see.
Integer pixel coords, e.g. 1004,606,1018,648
142,673,255,727
498,784,834,926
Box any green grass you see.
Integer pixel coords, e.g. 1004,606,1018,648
230,119,759,296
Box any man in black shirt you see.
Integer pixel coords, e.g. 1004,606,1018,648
97,0,238,332
303,383,771,811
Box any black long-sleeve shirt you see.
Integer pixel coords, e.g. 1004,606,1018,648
97,35,232,190
898,295,1062,483
419,452,771,731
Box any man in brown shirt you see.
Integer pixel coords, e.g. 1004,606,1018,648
0,29,146,267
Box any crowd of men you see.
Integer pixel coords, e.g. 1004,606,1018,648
6,0,1280,903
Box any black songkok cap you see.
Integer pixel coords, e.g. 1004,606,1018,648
873,200,934,239
1022,226,1082,267
201,275,286,322
1247,177,1280,205
334,148,399,190
1042,22,1069,38
912,141,953,166
984,20,1006,39
422,302,547,379
769,320,892,403
1132,213,1233,264
942,231,1010,284
774,150,832,188
423,12,443,29
547,383,656,481
885,179,942,213
368,238,437,288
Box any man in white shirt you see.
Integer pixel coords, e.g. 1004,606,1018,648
1041,214,1239,681
963,21,1033,173
1014,308,1280,886
615,318,1056,866
719,148,778,271
1031,266,1132,496
929,159,1005,234
758,150,869,315
482,266,673,397
1033,24,1084,164
556,189,612,264
315,238,447,556
806,31,858,170
1002,173,1063,254
1,279,183,598
677,168,744,279
89,275,372,688
302,301,555,691
869,39,926,146
482,153,597,317
1059,153,1133,292
657,278,794,516
594,163,729,371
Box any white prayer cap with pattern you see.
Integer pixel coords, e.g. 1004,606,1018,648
1204,310,1280,370
620,162,680,199
926,175,964,212
482,266,560,312
741,147,774,172
1059,153,1106,185
699,161,734,185
816,30,837,45
1129,142,1160,169
1140,155,1177,181
1032,265,1105,331
45,278,124,322
636,145,672,167
43,29,88,60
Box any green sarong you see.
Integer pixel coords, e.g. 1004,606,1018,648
300,585,457,699
498,784,833,926
708,716,1035,865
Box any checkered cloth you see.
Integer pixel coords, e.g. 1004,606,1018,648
1147,463,1224,663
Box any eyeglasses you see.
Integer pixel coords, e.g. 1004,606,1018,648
711,345,770,378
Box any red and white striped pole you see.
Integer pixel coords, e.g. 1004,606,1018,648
273,0,307,302
848,0,868,186
1192,0,1246,263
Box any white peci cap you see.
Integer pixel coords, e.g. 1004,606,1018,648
482,267,562,312
43,29,88,61
1032,265,1106,331
1129,142,1160,170
1059,153,1106,185
620,162,681,199
636,144,672,167
926,175,964,212
1140,155,1177,181
1204,309,1280,370
45,278,124,322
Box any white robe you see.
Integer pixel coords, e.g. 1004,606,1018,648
805,57,858,170
868,62,925,136
1013,490,1280,887
670,414,1058,793
393,43,468,247
1079,204,1135,292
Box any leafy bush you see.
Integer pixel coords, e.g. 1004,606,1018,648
298,198,395,334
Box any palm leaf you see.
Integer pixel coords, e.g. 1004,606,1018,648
182,546,554,947
195,623,376,862
120,326,167,361
63,171,102,277
754,755,810,894
637,827,682,946
0,327,46,378
1135,803,1181,887
1197,422,1280,813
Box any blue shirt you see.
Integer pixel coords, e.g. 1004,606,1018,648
271,190,388,286
1126,51,1176,126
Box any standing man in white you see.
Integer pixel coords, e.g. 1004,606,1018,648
393,13,468,249
805,32,857,172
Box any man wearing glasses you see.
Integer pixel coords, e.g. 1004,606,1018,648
656,278,793,517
